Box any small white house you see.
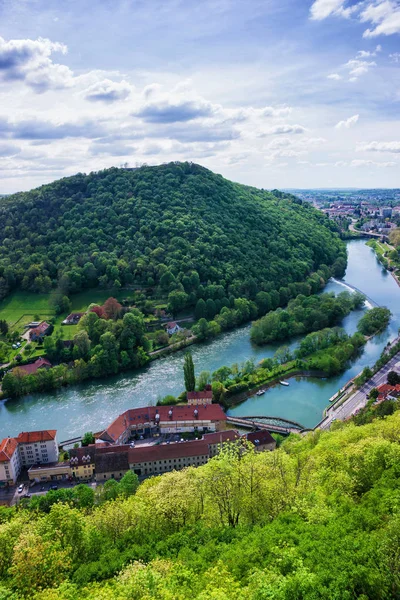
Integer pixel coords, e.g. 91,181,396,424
165,322,182,335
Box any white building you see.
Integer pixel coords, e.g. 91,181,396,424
0,437,21,486
0,430,59,487
16,430,58,467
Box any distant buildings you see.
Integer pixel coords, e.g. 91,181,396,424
165,321,182,335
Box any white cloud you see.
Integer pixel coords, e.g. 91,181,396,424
335,114,359,129
389,52,400,62
0,36,73,92
309,0,346,20
327,73,342,80
356,44,382,57
357,140,400,152
262,124,307,135
361,0,400,37
344,58,377,78
84,79,133,103
350,159,397,167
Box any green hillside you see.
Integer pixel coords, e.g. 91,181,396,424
0,162,346,307
1,412,400,599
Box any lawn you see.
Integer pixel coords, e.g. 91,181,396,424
70,289,133,311
0,291,55,331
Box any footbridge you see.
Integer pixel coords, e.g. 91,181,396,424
226,415,308,435
58,436,82,448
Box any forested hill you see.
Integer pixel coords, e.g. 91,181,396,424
0,162,346,300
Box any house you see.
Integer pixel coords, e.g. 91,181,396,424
28,462,71,483
62,313,84,325
187,386,213,406
29,321,51,342
69,446,96,481
0,437,21,486
96,404,227,445
244,430,276,452
165,321,181,335
16,430,58,467
0,429,59,487
375,383,400,403
13,357,52,376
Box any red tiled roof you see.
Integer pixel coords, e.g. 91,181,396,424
187,390,213,401
377,384,400,394
129,439,209,463
16,430,57,444
0,437,18,462
101,404,226,442
30,322,50,337
203,430,240,444
14,357,52,376
166,321,178,328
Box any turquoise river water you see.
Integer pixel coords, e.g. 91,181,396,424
1,240,399,440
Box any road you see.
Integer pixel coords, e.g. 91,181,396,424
320,350,400,429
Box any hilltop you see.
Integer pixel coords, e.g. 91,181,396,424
0,162,346,305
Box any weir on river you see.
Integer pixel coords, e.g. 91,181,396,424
1,240,400,440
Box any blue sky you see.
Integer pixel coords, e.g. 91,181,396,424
0,0,399,192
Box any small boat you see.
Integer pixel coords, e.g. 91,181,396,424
279,380,289,386
256,389,265,396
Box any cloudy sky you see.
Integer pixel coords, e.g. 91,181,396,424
1,0,400,193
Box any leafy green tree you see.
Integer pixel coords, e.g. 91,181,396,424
81,432,95,446
183,352,195,392
118,471,139,498
195,298,206,320
167,291,188,316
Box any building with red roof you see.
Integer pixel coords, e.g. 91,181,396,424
0,437,21,486
97,404,227,445
187,387,213,406
29,321,51,341
376,383,400,403
12,357,52,376
16,430,58,467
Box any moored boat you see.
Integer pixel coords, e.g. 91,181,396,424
279,381,289,386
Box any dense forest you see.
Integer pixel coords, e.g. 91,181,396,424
1,411,400,599
0,162,346,310
250,290,365,345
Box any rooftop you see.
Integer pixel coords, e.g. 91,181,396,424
129,439,209,463
99,404,226,442
0,437,18,462
14,357,52,376
16,430,57,444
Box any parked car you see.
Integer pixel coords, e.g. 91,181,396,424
22,493,31,499
17,484,24,493
50,485,58,490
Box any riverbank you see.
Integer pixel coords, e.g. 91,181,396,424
367,239,400,288
2,240,400,440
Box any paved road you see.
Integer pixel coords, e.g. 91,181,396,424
320,350,400,429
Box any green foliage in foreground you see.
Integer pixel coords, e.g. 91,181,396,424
251,290,365,345
3,413,400,598
357,306,392,336
0,162,346,305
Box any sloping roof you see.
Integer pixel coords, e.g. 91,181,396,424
129,440,209,464
99,404,226,442
95,450,130,474
187,390,213,401
30,322,50,337
69,445,96,466
0,437,18,462
245,430,276,446
16,430,57,444
14,357,52,376
203,430,240,444
376,384,400,394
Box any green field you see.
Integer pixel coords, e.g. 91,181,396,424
0,291,55,331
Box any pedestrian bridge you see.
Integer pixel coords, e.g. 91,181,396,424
226,415,308,435
58,436,82,448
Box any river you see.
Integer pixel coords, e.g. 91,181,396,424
1,240,399,440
